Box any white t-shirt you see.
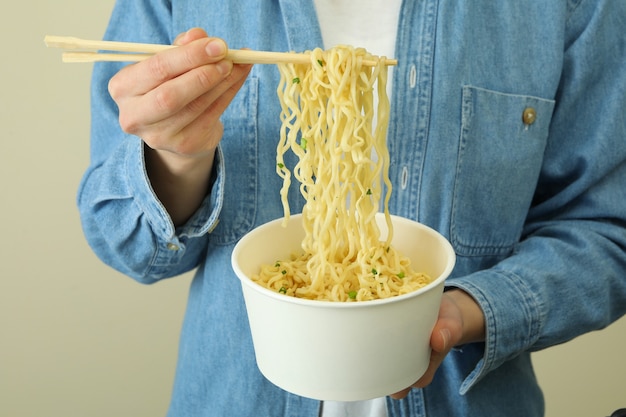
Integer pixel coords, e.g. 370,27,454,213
313,1,402,416
314,0,401,96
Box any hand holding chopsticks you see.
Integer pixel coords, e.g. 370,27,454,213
44,35,398,67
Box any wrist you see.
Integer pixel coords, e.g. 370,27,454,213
146,146,216,178
144,145,216,226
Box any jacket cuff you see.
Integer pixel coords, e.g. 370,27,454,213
445,269,543,394
126,138,225,241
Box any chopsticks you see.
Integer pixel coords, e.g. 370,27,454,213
44,35,398,66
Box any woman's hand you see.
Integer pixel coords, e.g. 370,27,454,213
108,28,252,225
390,288,485,399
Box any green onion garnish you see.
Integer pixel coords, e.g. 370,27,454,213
348,291,357,300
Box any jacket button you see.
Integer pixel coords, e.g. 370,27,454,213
522,107,537,125
166,242,180,251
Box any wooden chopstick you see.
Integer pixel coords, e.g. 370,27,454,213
45,35,174,54
44,35,398,66
61,52,155,63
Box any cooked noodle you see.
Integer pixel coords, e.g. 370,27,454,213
253,46,431,301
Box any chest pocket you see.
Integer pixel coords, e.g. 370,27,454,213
209,77,259,245
451,85,555,256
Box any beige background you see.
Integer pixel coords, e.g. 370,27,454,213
1,1,624,416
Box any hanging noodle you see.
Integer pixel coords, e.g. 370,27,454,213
252,46,431,302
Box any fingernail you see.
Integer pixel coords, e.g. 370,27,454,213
216,60,233,75
440,329,451,350
206,39,226,57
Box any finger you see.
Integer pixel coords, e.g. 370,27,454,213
139,63,252,155
190,63,253,124
140,57,233,122
411,300,463,387
117,51,235,132
389,331,450,399
173,28,209,46
411,338,449,388
389,387,411,400
175,63,253,151
109,37,228,98
389,294,465,399
433,294,465,349
431,327,451,352
172,31,187,46
389,339,449,399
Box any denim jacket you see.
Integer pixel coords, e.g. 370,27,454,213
78,1,626,416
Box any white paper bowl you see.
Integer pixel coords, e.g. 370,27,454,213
231,213,456,401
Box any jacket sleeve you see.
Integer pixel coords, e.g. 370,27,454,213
447,0,626,394
77,0,223,284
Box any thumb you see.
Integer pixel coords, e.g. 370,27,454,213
431,294,464,352
433,327,451,353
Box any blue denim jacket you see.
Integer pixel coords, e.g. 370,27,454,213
78,1,626,416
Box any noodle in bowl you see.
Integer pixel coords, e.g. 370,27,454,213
231,213,456,401
232,45,455,400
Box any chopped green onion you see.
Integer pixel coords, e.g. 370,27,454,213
281,270,287,275
274,262,281,268
397,272,406,279
279,287,287,294
300,138,308,150
292,77,300,84
348,291,357,300
366,188,372,195
371,268,378,275
317,59,324,66
277,162,285,169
